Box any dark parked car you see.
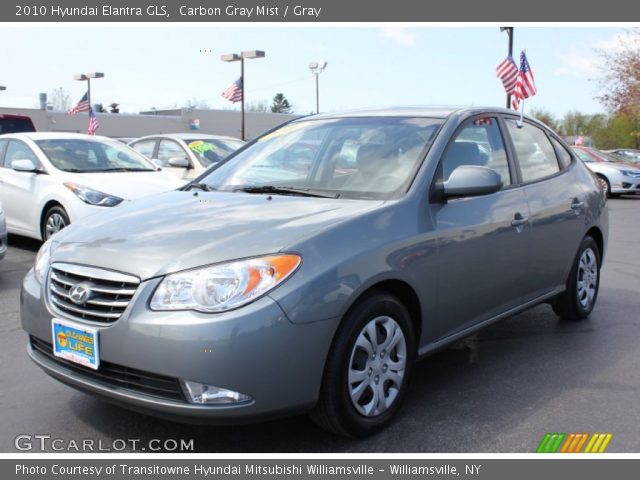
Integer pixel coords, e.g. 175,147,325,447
0,113,36,134
22,107,608,436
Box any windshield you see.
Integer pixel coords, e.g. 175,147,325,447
185,138,245,167
36,138,156,173
198,117,442,199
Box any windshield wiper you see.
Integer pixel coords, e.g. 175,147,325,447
101,168,154,172
184,183,217,192
234,185,339,198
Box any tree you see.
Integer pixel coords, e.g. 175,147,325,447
596,29,640,147
597,30,640,116
49,87,70,111
184,97,210,109
270,93,293,114
246,100,269,112
528,108,559,131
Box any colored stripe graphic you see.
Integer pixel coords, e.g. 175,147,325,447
537,433,566,453
584,433,613,453
538,433,613,453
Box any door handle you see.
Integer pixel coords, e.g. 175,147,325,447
571,199,585,210
511,214,528,228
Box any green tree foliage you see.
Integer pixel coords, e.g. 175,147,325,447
270,93,293,114
529,108,559,131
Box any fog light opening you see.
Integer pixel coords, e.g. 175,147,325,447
181,380,252,405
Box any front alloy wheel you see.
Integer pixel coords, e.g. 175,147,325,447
311,291,415,437
42,206,70,240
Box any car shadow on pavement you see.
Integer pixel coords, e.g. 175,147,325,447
63,289,638,452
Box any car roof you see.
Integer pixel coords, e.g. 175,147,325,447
306,106,530,121
2,131,113,141
132,133,243,142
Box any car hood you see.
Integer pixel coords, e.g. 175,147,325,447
51,191,384,279
62,171,183,200
585,162,640,173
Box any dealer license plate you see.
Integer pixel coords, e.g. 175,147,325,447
52,318,99,370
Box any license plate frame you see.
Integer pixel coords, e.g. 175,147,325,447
51,318,100,370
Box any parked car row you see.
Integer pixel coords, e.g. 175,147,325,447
571,146,640,197
19,106,609,437
0,131,245,241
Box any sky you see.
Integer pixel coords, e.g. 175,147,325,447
0,26,631,117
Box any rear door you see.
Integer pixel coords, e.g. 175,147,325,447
430,115,532,339
504,118,587,298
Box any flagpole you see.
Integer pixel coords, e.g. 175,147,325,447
500,27,514,109
240,56,245,141
506,28,514,109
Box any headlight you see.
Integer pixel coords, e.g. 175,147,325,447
34,238,53,283
150,254,301,313
64,182,123,207
621,170,638,177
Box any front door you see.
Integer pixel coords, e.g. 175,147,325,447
430,116,532,341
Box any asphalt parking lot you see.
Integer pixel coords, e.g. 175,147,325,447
1,197,639,453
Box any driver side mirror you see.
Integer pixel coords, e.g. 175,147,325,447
443,165,503,198
168,156,192,169
11,159,38,172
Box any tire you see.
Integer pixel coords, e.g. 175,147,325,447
552,236,601,321
42,205,70,240
596,175,611,197
311,291,416,437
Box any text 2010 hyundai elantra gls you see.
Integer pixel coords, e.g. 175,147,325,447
21,107,608,436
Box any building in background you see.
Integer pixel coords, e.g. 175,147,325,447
0,107,298,140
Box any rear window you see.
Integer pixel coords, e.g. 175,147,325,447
0,116,36,134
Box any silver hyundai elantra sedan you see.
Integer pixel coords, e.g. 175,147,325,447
21,107,608,436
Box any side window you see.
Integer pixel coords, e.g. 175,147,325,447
550,137,573,169
0,139,7,167
157,140,186,167
130,140,156,159
441,117,511,186
506,120,560,182
4,140,39,168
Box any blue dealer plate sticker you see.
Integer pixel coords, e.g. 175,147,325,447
52,319,100,370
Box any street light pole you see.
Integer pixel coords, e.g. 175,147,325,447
221,50,265,141
309,61,328,114
500,27,514,109
73,72,104,111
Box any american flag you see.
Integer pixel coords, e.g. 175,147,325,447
69,91,90,114
221,77,243,103
496,56,519,95
512,51,537,111
87,107,99,135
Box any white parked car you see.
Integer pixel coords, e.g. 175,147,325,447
129,134,245,180
0,200,6,261
0,132,183,240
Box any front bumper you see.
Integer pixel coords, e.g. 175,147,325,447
21,268,339,423
610,177,640,194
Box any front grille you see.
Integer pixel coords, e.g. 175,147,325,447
30,336,186,401
48,263,140,324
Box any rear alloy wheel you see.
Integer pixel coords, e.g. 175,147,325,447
311,291,415,437
552,236,601,320
42,206,70,240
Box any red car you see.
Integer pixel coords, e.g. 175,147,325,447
0,114,36,134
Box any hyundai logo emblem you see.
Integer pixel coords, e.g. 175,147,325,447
68,282,93,305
